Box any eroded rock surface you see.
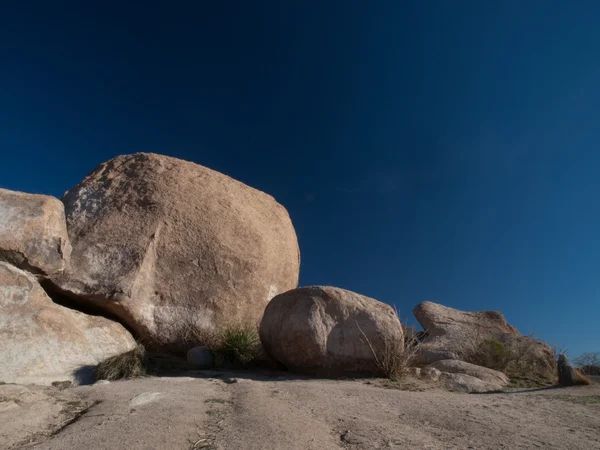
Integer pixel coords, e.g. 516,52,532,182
0,262,135,385
0,188,71,276
52,153,300,349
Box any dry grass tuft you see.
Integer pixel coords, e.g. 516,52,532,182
574,370,593,386
178,320,261,367
94,322,262,380
356,310,423,379
558,354,592,386
95,345,147,381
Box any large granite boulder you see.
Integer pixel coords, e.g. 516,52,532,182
427,360,509,386
413,302,554,375
259,286,404,376
0,188,71,276
52,153,300,349
0,262,136,385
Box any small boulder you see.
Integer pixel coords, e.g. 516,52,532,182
420,366,442,382
440,372,503,393
427,360,509,386
0,188,71,276
259,286,404,377
0,262,135,385
187,346,214,369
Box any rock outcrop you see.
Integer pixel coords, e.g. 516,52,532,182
413,301,554,374
440,372,503,393
0,188,71,277
259,286,404,376
51,153,300,349
557,354,590,386
427,360,509,386
0,262,135,385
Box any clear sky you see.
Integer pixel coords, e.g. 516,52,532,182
1,2,598,357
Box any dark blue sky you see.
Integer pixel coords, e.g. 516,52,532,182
1,1,599,356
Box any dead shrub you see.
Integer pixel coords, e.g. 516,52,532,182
356,311,423,379
459,331,556,381
574,352,600,375
177,322,222,351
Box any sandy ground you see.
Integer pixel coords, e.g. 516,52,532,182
2,372,599,450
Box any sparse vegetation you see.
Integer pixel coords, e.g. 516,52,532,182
93,322,261,381
356,311,424,380
574,352,600,376
508,375,555,389
178,322,221,351
460,334,556,381
467,338,510,372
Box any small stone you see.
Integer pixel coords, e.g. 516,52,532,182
420,367,442,382
187,346,214,369
129,392,161,407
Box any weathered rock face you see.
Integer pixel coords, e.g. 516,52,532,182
414,301,518,342
259,286,404,377
0,384,93,449
413,301,554,373
0,188,71,276
52,153,300,349
0,262,135,385
427,360,509,386
440,372,503,393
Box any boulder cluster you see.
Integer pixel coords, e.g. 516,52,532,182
1,153,555,391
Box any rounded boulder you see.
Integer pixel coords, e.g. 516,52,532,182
52,153,300,349
259,286,404,377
